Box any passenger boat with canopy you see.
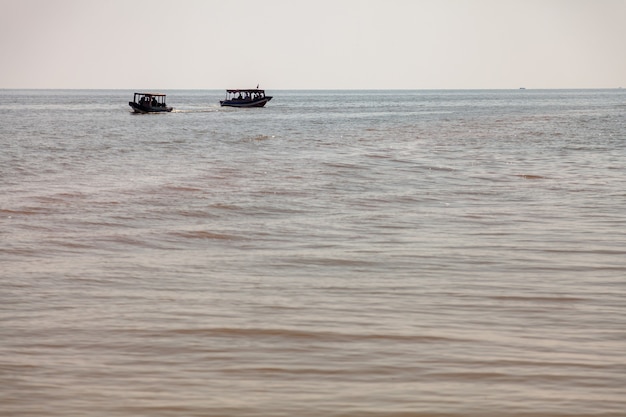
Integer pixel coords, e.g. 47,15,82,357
220,88,272,108
128,93,173,113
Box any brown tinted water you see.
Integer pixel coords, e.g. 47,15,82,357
1,90,625,416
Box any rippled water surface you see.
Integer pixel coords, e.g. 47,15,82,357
1,89,625,416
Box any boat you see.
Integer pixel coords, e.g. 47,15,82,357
129,93,173,113
220,88,272,108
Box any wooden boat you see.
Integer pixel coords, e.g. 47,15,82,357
129,93,173,113
220,89,272,108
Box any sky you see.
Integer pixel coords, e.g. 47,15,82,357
1,0,625,90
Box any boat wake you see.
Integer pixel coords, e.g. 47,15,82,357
171,108,219,113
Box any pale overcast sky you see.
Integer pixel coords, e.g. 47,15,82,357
1,0,625,89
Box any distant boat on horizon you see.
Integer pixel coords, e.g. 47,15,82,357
128,92,173,113
220,88,272,108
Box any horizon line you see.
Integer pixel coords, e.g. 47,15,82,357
1,87,624,91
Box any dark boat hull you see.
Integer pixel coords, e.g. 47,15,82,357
220,97,272,108
128,102,173,113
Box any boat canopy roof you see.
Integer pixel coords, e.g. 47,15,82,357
225,89,265,93
134,92,167,97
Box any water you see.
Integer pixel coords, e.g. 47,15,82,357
1,89,625,417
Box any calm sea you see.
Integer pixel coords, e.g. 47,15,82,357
1,89,625,417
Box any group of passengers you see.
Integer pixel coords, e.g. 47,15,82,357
234,91,264,101
139,96,166,108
